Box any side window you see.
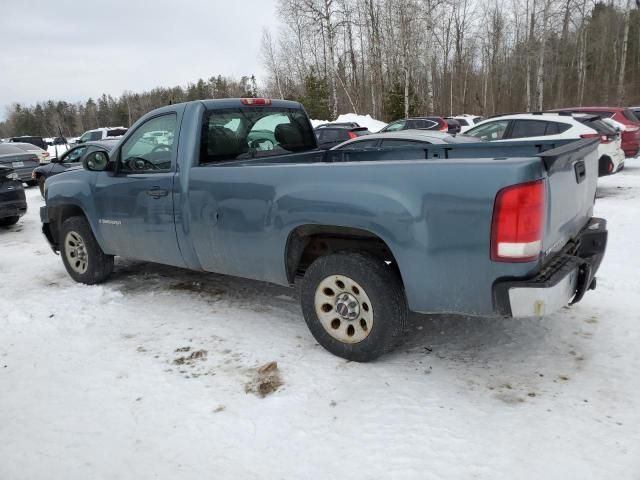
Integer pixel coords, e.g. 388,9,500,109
89,131,103,141
414,120,438,129
315,130,326,142
545,122,559,135
465,120,510,140
63,146,88,163
337,139,379,150
380,139,430,148
120,114,177,173
457,119,469,126
509,120,548,138
384,120,406,132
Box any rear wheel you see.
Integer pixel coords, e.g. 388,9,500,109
300,251,408,362
60,216,114,284
0,216,20,227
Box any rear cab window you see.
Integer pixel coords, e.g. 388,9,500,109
200,107,316,164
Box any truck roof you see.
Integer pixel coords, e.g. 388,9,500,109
198,98,303,110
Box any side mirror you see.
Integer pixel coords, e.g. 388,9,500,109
83,151,110,171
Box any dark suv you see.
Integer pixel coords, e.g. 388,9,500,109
0,165,27,227
9,136,48,150
314,125,370,150
380,117,448,133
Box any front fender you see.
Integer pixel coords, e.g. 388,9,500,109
44,171,104,249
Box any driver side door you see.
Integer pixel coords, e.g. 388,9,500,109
92,112,184,267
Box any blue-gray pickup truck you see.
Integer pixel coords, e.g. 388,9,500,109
40,98,607,361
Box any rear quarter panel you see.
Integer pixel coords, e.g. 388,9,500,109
183,158,547,316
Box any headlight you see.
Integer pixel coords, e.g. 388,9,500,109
8,172,19,180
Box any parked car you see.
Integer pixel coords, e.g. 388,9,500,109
0,165,27,227
571,114,626,174
316,122,361,128
8,136,48,150
447,115,484,133
0,144,39,185
332,130,484,152
75,127,128,144
9,142,50,164
550,107,640,158
380,117,448,133
314,125,370,150
41,98,607,362
32,139,119,196
463,113,624,176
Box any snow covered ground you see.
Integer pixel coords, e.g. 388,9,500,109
1,164,640,479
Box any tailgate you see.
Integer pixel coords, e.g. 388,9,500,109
538,138,599,260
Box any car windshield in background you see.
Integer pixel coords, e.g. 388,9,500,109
200,107,316,164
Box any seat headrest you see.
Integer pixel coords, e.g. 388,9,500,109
275,124,306,151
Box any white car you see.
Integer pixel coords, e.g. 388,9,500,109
76,127,128,144
463,113,625,174
447,114,485,133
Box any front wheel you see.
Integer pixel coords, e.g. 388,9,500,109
60,216,114,284
300,252,408,362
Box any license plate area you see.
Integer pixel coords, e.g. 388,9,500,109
12,161,24,168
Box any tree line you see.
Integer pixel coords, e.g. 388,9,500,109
0,75,258,138
261,0,640,121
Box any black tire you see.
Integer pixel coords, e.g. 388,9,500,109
38,176,46,197
60,216,114,284
300,251,408,362
0,216,20,227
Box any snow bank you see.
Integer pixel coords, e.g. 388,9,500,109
311,113,387,132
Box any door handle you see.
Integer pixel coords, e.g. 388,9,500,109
146,187,169,198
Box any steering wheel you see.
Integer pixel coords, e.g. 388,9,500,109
152,144,170,153
249,138,275,150
125,156,159,171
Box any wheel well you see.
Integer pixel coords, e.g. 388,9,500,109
48,205,87,248
285,225,401,283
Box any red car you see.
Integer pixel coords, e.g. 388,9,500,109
551,107,640,158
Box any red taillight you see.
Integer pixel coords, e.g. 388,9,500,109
491,180,545,262
439,123,448,132
347,131,357,139
241,98,272,106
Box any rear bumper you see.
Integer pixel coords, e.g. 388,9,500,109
493,217,607,318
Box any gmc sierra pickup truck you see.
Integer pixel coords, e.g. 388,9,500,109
40,98,607,361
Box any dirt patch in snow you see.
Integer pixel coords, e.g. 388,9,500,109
245,361,283,398
174,349,208,365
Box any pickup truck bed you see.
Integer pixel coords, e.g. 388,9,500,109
40,99,607,361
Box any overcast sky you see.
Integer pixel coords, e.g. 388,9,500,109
0,0,279,119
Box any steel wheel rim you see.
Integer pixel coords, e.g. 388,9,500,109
314,275,374,344
64,231,89,274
